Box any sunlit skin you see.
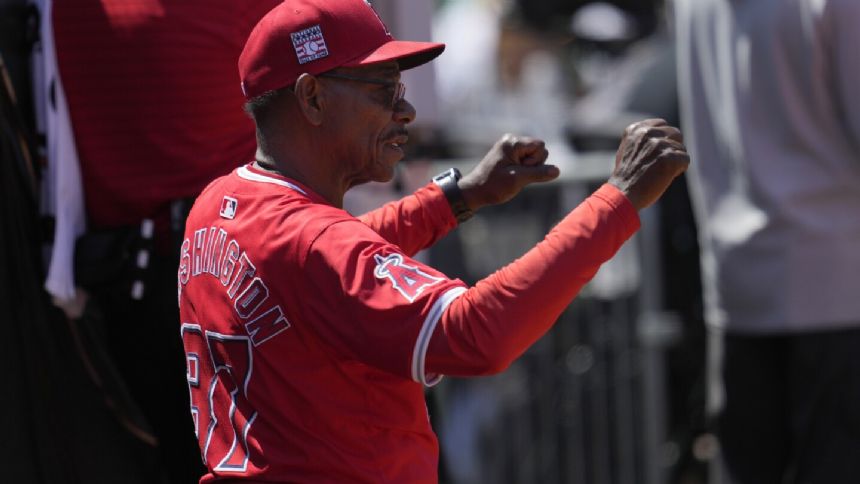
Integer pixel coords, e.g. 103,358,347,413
253,61,414,208
319,62,415,189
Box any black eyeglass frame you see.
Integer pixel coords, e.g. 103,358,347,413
317,72,406,106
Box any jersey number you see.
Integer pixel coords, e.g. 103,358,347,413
182,323,257,473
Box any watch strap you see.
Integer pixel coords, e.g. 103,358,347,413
432,168,473,224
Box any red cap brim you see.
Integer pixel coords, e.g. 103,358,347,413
342,40,445,71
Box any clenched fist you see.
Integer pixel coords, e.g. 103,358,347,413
609,119,690,210
459,134,560,211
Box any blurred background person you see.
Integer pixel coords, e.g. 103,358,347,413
674,0,860,482
43,0,279,482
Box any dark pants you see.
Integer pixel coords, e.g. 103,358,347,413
99,252,205,484
75,218,204,484
708,326,860,484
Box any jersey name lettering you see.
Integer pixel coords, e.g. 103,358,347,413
180,226,291,346
373,253,443,302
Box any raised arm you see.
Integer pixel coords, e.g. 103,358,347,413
320,120,687,384
426,119,690,378
359,135,560,256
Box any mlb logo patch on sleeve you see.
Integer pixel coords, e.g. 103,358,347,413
220,196,238,219
291,25,329,65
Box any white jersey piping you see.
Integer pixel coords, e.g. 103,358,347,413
237,165,307,195
411,286,467,387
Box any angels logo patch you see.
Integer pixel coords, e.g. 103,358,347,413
374,253,442,302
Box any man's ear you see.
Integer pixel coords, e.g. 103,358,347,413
293,73,325,126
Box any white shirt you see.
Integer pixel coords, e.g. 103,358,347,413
33,0,87,310
674,0,860,332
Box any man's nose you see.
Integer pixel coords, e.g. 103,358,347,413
393,98,416,124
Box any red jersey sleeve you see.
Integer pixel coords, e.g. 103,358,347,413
426,184,641,376
299,216,467,384
358,183,457,257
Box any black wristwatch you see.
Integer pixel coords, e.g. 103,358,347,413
432,167,473,224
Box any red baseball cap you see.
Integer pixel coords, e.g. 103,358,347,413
239,0,446,99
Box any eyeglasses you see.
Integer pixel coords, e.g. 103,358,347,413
318,72,406,107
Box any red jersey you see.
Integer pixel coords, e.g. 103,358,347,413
178,163,465,482
53,0,280,229
179,161,641,482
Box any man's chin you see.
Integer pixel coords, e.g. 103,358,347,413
372,155,401,182
371,166,396,184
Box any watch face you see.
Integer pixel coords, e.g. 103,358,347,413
433,168,459,184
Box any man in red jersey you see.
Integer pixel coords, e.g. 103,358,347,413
178,0,689,482
52,1,280,482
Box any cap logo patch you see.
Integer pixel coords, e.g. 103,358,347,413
290,25,329,65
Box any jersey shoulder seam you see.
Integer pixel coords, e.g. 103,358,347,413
301,216,362,266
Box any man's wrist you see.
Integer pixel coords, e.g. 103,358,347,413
432,168,473,224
